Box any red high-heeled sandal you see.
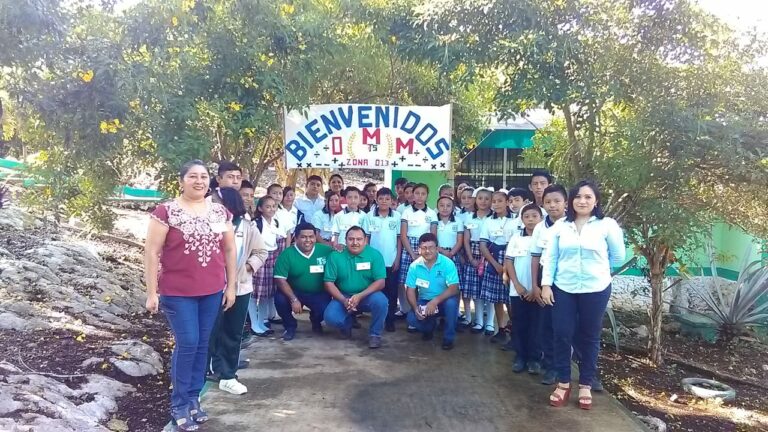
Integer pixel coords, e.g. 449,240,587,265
549,383,571,407
578,385,593,410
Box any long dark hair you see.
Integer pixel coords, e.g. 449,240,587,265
219,187,247,223
437,196,456,222
565,180,604,222
322,190,340,215
254,196,279,227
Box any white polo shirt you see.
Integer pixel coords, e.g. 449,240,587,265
331,208,365,245
400,204,438,238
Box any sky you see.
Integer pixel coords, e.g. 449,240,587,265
696,0,767,32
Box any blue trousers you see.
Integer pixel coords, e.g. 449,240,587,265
160,292,223,412
324,291,388,336
538,305,555,370
551,285,611,386
406,295,459,343
510,296,541,363
274,290,332,331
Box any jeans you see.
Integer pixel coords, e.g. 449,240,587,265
384,267,399,325
274,290,332,331
208,293,250,380
160,292,223,411
551,285,611,386
510,296,541,363
406,295,459,343
324,291,388,336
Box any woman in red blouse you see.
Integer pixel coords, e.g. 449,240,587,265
144,160,237,431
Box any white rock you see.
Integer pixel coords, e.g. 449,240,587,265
109,358,160,377
637,415,667,432
110,339,163,373
632,325,649,338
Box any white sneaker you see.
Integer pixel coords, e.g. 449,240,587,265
219,378,248,395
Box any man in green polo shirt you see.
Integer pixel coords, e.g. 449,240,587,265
274,222,334,341
323,225,388,349
406,233,460,350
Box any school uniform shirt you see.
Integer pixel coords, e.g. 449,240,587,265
361,209,401,267
396,203,408,214
436,218,464,250
312,211,336,241
259,216,287,252
324,246,387,295
331,208,365,245
463,213,489,242
294,194,325,226
529,216,561,267
401,205,438,238
541,216,626,294
505,230,534,297
273,243,334,294
405,253,460,301
276,206,298,234
479,213,517,246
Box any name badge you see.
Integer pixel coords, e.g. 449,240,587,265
511,238,532,257
466,223,478,230
210,222,228,233
356,262,371,271
309,265,324,273
415,278,430,289
235,230,244,238
492,229,504,237
408,218,423,226
537,237,550,249
369,224,381,232
324,225,333,232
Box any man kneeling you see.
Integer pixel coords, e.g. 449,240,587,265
274,222,334,341
406,233,460,350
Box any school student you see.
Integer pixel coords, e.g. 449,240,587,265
363,182,378,205
541,180,625,410
507,188,531,216
394,177,409,206
456,186,475,325
529,170,553,209
479,190,517,341
398,183,438,319
504,203,543,374
313,190,342,247
331,186,365,251
362,187,402,332
396,182,416,214
438,183,454,199
248,196,288,336
267,184,295,244
435,196,464,280
294,175,325,224
329,173,346,206
279,186,305,236
462,187,492,332
530,184,567,385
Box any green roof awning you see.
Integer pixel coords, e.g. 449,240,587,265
479,129,535,149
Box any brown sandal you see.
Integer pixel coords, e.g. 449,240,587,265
578,385,593,410
549,383,571,407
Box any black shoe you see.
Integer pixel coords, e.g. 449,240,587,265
500,339,516,352
470,324,484,334
592,378,604,392
441,340,454,350
205,373,221,383
490,331,507,344
527,361,541,375
512,358,526,373
282,328,296,341
268,317,283,325
541,369,557,385
263,321,271,329
311,324,324,334
407,326,418,333
422,331,434,341
385,321,396,332
251,330,271,337
237,359,250,370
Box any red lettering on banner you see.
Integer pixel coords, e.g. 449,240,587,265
362,128,381,145
395,137,414,154
346,159,368,167
332,136,343,155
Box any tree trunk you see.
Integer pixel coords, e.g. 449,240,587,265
646,246,669,365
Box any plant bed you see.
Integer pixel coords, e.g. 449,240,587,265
674,313,719,343
600,341,768,432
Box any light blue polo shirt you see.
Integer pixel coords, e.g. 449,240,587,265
332,208,365,245
436,219,464,249
401,204,438,238
405,253,460,301
362,208,401,267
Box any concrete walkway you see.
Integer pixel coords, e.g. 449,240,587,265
202,316,645,432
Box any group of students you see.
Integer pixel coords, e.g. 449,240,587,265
144,159,626,430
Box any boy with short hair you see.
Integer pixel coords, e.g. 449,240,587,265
331,186,365,250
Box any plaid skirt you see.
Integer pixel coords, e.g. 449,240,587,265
399,236,421,284
253,238,286,300
480,246,508,303
461,241,483,299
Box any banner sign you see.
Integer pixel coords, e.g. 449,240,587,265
284,104,451,170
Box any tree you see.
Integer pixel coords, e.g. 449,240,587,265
415,0,768,364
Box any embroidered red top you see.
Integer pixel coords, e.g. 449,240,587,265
151,200,232,297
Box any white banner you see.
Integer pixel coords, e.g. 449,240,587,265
283,104,451,170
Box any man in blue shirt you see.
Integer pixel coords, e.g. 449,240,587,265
405,233,460,350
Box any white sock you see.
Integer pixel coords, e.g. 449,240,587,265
267,298,277,319
464,299,473,323
474,301,484,327
250,300,270,333
486,302,496,330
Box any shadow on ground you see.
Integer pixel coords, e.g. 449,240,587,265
202,315,646,432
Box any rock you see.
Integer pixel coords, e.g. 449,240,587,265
637,415,667,432
662,321,681,333
109,358,160,377
632,325,649,338
0,247,14,259
0,311,28,330
110,340,163,373
107,418,129,432
762,364,768,372
81,357,105,368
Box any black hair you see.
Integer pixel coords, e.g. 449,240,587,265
520,202,543,217
376,187,394,198
219,187,247,220
307,175,323,185
254,195,278,226
344,186,361,196
507,187,531,200
329,173,344,184
418,232,438,245
180,159,207,179
295,222,317,234
438,183,453,195
364,182,377,193
240,179,255,190
542,184,568,201
394,177,409,187
403,182,416,191
217,161,241,177
282,185,295,196
436,196,456,222
322,190,341,214
491,190,513,219
359,194,370,212
413,183,430,194
346,225,366,238
565,180,605,221
530,169,553,184
267,183,282,194
472,188,493,218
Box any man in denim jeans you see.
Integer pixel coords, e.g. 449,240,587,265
406,233,460,350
